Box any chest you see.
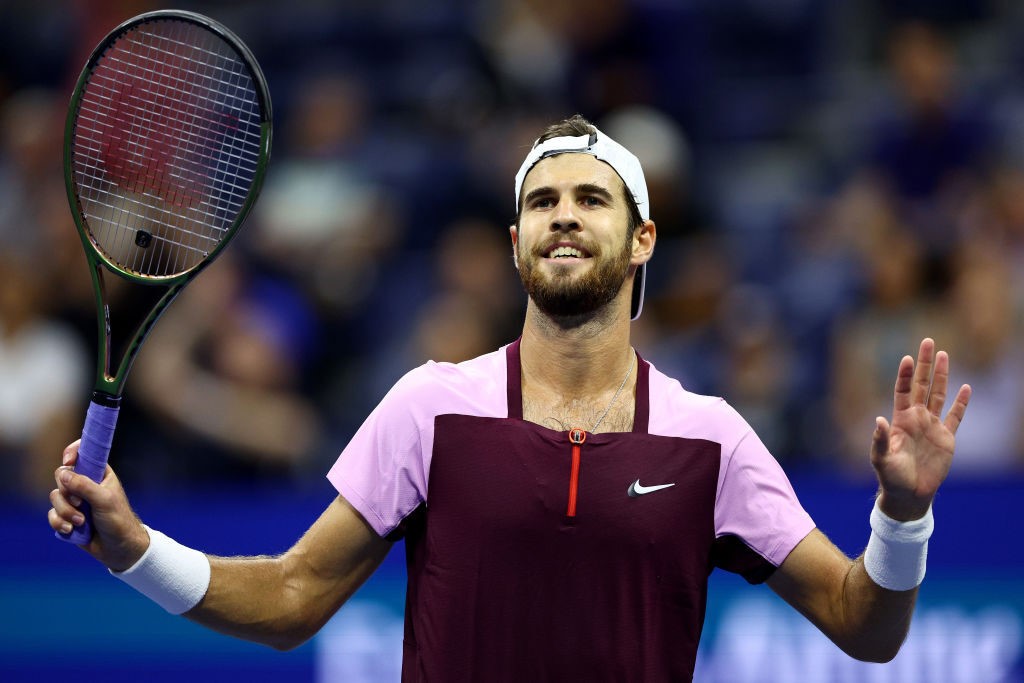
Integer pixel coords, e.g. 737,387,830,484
422,414,722,551
522,393,635,434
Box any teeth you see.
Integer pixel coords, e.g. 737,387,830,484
550,246,584,258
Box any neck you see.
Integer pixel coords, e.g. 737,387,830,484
519,299,634,399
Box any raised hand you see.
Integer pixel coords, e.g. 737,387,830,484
869,338,971,521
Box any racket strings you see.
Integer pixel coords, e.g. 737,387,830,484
72,18,264,277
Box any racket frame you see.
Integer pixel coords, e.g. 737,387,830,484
62,9,273,400
57,9,272,544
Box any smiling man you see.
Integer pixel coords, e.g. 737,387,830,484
49,115,971,682
514,155,639,320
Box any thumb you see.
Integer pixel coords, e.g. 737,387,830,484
870,416,890,465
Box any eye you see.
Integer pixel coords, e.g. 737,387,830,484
531,197,554,209
582,195,604,207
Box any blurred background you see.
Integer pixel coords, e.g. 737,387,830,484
1,0,1022,680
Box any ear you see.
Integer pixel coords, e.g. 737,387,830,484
509,224,519,268
632,219,656,266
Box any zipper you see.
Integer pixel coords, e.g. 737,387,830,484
566,427,586,517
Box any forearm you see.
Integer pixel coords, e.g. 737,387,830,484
188,553,335,651
832,497,934,660
830,556,918,662
114,500,391,650
770,502,933,663
110,527,320,650
771,540,916,662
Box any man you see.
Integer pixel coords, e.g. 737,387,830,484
49,115,971,681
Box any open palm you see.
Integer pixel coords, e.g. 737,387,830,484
869,339,971,521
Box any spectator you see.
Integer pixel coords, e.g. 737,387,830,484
863,20,996,254
126,254,323,485
940,242,1024,475
828,223,942,475
0,254,88,496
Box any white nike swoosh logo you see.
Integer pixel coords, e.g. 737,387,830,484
627,480,676,497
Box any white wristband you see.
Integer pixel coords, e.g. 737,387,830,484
863,500,933,591
111,525,211,614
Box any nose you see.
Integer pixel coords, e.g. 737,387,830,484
550,197,580,232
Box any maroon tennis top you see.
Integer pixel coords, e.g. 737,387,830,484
329,340,815,681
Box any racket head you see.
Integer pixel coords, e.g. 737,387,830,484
63,9,272,285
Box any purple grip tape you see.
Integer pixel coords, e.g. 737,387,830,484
56,399,120,545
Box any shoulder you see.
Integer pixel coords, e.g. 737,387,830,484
381,345,509,421
394,346,507,395
646,359,752,448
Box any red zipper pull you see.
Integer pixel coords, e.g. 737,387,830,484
566,428,586,517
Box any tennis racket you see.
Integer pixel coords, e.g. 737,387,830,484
58,10,272,544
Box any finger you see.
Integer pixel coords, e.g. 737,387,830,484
943,384,972,435
893,354,916,412
870,416,890,465
54,466,83,507
62,440,81,467
57,466,106,510
910,338,935,406
48,507,75,536
48,488,85,528
927,350,950,417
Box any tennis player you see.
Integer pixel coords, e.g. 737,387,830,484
49,115,971,681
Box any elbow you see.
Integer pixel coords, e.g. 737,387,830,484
259,610,325,652
235,621,315,652
867,642,904,664
853,649,901,664
261,558,333,651
850,651,897,664
266,632,312,652
841,638,905,664
260,615,321,651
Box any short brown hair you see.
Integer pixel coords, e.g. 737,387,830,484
536,113,598,145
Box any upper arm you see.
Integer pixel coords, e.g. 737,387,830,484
193,495,393,649
766,528,854,636
277,495,393,637
286,495,393,602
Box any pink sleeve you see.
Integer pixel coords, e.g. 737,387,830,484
326,350,510,538
327,369,433,537
714,422,816,567
647,367,814,568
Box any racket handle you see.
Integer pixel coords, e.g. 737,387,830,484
56,394,121,545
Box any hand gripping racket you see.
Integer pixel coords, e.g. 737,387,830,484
58,10,272,544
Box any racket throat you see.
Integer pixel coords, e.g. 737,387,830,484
90,262,185,397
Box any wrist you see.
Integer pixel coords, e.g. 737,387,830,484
863,500,934,591
110,525,210,614
107,523,152,573
876,491,932,523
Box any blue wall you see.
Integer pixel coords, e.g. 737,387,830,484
3,474,1021,682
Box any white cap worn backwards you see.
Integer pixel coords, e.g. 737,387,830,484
514,128,649,320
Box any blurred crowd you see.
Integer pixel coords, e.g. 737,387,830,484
3,0,1024,499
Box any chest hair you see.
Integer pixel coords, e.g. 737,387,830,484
522,395,635,434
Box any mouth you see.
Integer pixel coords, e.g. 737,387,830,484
544,244,591,260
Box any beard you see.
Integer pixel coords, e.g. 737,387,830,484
517,232,633,318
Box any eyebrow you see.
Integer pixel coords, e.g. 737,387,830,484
522,182,616,207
